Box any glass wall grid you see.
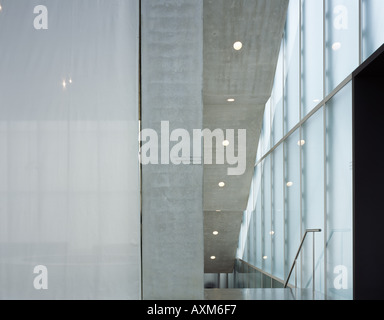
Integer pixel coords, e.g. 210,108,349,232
237,0,382,299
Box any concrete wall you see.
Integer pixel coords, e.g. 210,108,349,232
141,0,204,300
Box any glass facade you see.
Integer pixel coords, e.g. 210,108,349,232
237,0,383,300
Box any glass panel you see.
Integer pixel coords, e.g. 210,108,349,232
302,0,324,117
284,129,301,286
248,209,256,267
362,0,384,61
262,157,272,275
262,99,271,156
254,164,263,270
325,0,359,94
326,82,353,300
271,144,284,281
301,108,325,294
284,0,300,134
272,42,284,146
0,1,140,299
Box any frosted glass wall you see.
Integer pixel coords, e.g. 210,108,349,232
0,0,141,299
301,109,325,294
362,0,384,60
325,0,359,95
326,83,353,300
284,0,300,134
237,0,383,300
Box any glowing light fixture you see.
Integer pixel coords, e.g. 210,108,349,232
227,98,235,102
286,182,293,187
218,182,225,188
233,41,243,51
213,231,219,236
222,140,230,147
210,256,216,260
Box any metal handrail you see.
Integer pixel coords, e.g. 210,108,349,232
238,259,295,289
284,229,322,289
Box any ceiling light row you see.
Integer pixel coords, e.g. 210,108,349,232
226,42,242,103
211,41,244,256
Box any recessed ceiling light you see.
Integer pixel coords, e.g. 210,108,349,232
227,98,235,102
332,42,342,51
69,78,73,84
216,210,221,212
222,140,230,147
233,41,243,51
0,4,2,11
210,256,216,260
218,182,225,188
62,80,67,89
297,140,306,146
286,182,293,187
269,231,275,235
213,231,219,236
263,256,268,260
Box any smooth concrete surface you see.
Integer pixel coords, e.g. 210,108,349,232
203,0,289,273
141,0,204,300
204,289,327,301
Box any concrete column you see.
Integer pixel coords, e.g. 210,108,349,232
141,0,204,300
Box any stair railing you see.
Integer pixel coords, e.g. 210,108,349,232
284,229,322,292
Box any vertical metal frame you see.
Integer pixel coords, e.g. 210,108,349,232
322,0,328,298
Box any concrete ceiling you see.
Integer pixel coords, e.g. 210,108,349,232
203,0,289,274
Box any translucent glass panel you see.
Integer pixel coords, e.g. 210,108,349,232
271,144,284,280
301,109,325,293
271,43,284,146
261,99,272,156
262,157,272,276
362,0,384,61
284,129,301,285
0,1,141,299
325,0,359,94
247,209,256,267
284,0,300,134
254,165,263,270
301,0,324,117
326,82,353,300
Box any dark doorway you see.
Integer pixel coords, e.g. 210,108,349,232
353,44,384,300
